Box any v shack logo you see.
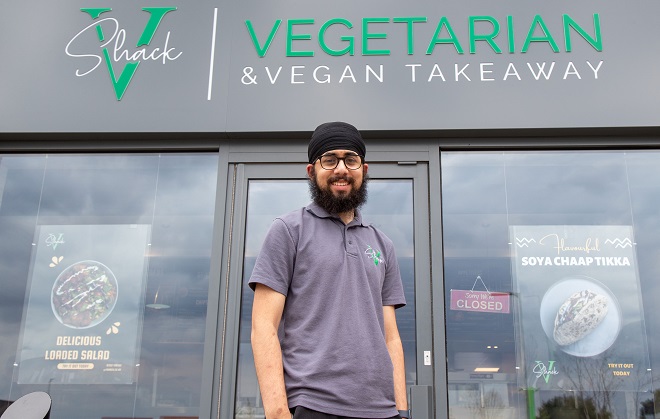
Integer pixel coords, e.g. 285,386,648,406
66,7,182,101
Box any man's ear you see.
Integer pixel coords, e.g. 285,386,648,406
363,163,368,175
306,164,314,178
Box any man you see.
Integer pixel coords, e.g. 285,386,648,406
249,121,408,419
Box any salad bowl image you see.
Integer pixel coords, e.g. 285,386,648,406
51,260,118,329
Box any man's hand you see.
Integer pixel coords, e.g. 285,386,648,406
384,305,408,414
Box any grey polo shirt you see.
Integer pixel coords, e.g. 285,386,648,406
249,202,406,418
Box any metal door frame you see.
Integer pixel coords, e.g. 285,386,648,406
211,160,436,419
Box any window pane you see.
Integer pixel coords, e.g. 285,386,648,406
442,151,659,419
0,153,218,419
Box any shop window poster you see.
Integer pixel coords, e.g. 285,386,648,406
16,224,150,385
510,225,651,392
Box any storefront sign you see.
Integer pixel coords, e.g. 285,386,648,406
510,225,651,392
1,1,660,132
16,224,150,385
450,290,510,314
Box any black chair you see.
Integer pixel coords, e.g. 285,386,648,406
0,391,51,419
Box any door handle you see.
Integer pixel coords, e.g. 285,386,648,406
409,385,433,419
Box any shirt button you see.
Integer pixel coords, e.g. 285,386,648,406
349,241,353,244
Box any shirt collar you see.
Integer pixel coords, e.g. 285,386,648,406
306,202,369,227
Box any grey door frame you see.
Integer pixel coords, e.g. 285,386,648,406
211,160,437,418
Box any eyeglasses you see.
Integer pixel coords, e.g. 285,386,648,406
318,154,363,170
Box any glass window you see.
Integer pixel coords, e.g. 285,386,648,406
0,153,218,419
442,151,660,419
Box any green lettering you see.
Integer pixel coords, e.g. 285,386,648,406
393,17,427,55
319,18,354,56
426,17,463,54
469,16,501,54
507,16,515,53
564,14,602,52
80,8,112,41
137,8,177,47
287,19,314,57
544,361,556,383
245,19,282,57
362,17,390,56
103,49,139,101
522,15,559,53
80,7,111,19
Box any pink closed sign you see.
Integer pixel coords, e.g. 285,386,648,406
450,290,510,314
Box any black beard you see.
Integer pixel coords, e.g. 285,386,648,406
308,168,369,215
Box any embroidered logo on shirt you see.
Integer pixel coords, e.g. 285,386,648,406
365,245,384,266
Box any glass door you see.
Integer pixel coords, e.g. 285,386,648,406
215,162,432,419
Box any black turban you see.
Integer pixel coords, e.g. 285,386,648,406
308,121,366,164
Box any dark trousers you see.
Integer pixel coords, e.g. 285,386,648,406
291,406,401,419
